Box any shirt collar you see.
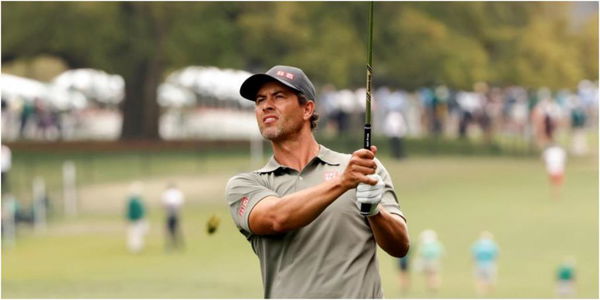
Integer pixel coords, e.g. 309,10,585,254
255,144,341,174
315,144,341,166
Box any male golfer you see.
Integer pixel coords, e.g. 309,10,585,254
226,65,409,298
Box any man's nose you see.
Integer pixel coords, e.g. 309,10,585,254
261,98,275,111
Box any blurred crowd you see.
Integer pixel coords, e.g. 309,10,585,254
2,68,597,153
318,80,597,153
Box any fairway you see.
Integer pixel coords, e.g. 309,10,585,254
2,151,598,298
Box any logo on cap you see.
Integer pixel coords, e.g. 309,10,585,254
276,71,295,80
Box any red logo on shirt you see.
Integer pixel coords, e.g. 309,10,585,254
324,171,341,181
238,196,249,216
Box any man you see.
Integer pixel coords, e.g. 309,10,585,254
226,65,409,298
415,229,444,293
397,248,411,295
556,256,576,297
569,99,588,156
125,181,147,254
161,182,185,251
383,110,408,159
542,143,567,200
2,144,11,194
471,231,499,296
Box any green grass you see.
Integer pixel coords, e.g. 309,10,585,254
2,150,598,298
377,155,598,298
6,150,253,208
2,203,263,298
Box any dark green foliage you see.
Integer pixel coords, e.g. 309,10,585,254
2,2,597,138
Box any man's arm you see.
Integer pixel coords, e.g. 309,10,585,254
249,149,378,235
356,155,410,258
367,207,409,257
249,179,345,234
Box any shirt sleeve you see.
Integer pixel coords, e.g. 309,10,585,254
374,158,406,222
225,173,279,238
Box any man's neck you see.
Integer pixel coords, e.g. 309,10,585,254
271,131,319,172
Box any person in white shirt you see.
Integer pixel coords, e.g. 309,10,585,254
161,183,185,251
384,111,408,159
542,144,567,200
2,144,12,194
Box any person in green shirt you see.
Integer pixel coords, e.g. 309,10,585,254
125,181,148,254
556,257,576,297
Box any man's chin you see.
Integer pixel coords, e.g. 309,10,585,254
260,129,281,141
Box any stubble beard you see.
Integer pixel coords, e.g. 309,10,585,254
260,125,282,141
259,119,304,142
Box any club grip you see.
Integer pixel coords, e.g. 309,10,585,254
361,123,373,216
364,123,371,150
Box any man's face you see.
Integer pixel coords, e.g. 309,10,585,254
255,81,306,141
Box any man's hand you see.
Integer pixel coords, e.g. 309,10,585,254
339,146,378,190
356,174,384,216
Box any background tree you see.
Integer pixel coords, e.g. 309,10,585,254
2,2,597,139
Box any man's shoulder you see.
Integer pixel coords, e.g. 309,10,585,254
319,145,352,163
227,171,260,184
225,171,265,192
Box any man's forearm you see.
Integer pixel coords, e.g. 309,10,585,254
249,178,347,234
367,206,409,257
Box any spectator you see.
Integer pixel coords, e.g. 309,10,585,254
384,111,408,159
556,257,576,298
19,100,34,138
416,229,444,293
471,231,499,296
569,96,588,156
1,144,11,195
125,181,148,254
397,248,411,295
542,143,567,200
161,183,185,251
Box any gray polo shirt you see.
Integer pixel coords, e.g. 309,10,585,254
226,145,405,298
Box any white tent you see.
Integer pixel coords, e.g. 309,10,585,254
53,69,124,105
46,85,87,110
52,66,257,109
1,73,87,110
166,66,254,109
157,83,196,108
1,73,48,101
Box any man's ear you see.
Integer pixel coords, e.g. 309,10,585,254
303,100,315,121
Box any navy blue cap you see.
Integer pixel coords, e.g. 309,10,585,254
240,65,316,101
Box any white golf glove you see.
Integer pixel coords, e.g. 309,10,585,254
356,174,385,216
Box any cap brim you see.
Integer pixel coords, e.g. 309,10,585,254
239,74,301,101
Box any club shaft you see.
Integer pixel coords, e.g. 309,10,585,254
364,1,373,150
364,1,374,131
361,1,374,216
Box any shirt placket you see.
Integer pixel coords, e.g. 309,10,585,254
296,162,318,191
